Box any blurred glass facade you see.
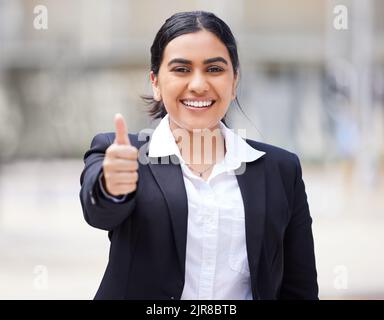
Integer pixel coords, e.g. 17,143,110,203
0,0,383,299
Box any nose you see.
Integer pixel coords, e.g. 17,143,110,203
188,71,209,94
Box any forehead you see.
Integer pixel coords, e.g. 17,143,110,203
162,30,231,63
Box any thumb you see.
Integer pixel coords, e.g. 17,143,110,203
114,113,131,145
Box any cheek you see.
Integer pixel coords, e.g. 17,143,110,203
215,77,235,98
159,74,235,102
160,76,185,99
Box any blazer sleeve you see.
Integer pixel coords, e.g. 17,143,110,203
79,133,136,231
280,154,319,299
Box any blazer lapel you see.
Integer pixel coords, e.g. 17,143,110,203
235,157,266,297
148,156,189,276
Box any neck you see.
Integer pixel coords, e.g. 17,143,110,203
169,121,226,165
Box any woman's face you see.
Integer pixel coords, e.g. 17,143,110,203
151,30,238,132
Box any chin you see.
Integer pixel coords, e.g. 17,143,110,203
186,121,219,131
170,114,220,131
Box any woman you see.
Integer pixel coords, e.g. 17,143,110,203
79,11,318,300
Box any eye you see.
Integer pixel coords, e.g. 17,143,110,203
173,67,190,73
207,66,224,73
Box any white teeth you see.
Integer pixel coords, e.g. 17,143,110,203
182,100,214,108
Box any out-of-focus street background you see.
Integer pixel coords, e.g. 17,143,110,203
0,0,383,299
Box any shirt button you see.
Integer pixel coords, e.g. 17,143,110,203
170,296,175,300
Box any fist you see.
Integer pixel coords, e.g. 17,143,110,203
102,113,139,197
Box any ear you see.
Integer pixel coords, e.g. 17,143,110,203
150,71,161,101
231,71,239,100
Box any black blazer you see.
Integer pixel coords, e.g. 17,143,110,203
79,132,318,300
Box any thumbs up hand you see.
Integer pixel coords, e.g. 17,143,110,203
102,113,139,197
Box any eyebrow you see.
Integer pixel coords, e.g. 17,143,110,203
167,57,228,67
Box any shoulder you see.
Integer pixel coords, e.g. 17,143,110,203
90,132,146,149
245,140,308,210
246,139,300,166
245,139,303,183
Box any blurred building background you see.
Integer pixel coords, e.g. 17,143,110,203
0,0,383,299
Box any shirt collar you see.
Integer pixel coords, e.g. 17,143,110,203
148,114,265,168
148,114,184,161
219,121,265,169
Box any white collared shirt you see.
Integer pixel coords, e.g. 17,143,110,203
149,115,265,300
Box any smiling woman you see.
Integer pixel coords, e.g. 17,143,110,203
79,11,319,300
151,30,237,133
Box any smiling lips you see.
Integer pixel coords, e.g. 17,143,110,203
180,99,215,108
